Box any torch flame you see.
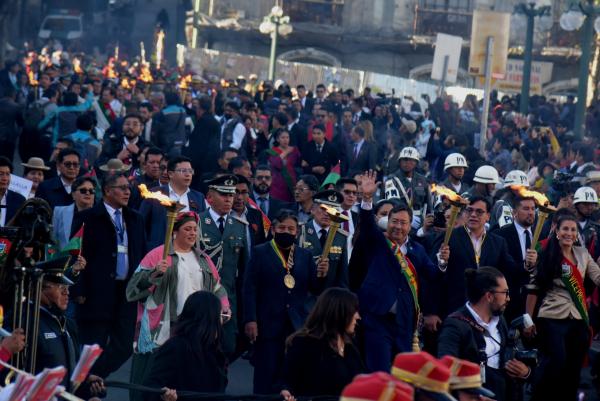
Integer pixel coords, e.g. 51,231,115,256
510,185,553,208
138,184,175,206
431,183,463,202
27,70,38,86
179,74,192,90
121,78,132,89
140,64,153,83
73,58,83,74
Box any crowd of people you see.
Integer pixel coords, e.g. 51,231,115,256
0,47,600,401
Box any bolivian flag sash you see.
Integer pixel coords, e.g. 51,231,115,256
561,257,589,324
387,239,420,318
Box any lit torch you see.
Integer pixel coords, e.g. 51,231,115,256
179,74,192,103
155,30,165,70
139,64,154,98
511,185,557,250
318,204,349,277
73,57,83,75
139,184,184,259
431,184,468,247
27,70,38,100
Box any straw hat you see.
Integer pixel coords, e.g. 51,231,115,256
99,158,130,173
22,157,50,171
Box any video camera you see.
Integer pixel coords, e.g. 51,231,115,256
504,316,538,367
551,171,580,199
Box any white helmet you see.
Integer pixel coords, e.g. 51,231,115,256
504,170,529,188
473,165,500,185
444,153,468,170
399,147,420,161
574,186,599,204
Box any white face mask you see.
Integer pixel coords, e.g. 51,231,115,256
377,215,388,231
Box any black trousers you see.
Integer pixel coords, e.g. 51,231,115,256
251,318,294,394
531,317,590,401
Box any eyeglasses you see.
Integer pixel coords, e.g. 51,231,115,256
343,190,357,196
465,207,487,216
255,175,271,181
295,187,310,193
111,185,131,192
76,188,95,195
62,162,80,168
491,289,510,297
174,168,194,175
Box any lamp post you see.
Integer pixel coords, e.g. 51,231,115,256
560,1,600,139
514,2,551,115
259,5,293,80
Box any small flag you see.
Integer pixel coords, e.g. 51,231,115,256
48,224,84,261
320,162,341,190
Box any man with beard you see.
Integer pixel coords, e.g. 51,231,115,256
441,153,469,194
438,267,531,401
573,186,600,260
496,197,538,322
98,114,150,170
251,165,288,220
350,170,442,372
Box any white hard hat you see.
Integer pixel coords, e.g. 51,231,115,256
399,147,420,161
473,165,500,185
444,153,468,170
574,186,599,204
504,170,529,188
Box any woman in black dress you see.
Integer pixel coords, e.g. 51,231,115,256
144,291,227,401
282,288,364,399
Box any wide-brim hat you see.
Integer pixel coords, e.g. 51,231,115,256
586,170,600,184
99,158,130,173
22,157,50,171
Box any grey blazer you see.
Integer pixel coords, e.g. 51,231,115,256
52,203,75,250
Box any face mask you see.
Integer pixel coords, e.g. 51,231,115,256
377,216,388,231
274,232,296,248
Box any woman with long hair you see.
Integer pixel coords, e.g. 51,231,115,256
144,291,227,401
266,128,301,202
281,288,364,398
527,214,600,401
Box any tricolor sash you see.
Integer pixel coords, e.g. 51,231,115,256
387,239,420,319
561,256,589,325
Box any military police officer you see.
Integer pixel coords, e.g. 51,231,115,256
197,174,249,357
573,186,600,260
298,189,348,290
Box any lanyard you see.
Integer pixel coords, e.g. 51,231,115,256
466,227,486,266
270,240,295,274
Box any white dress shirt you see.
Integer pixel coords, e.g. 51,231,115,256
514,221,533,259
0,192,7,227
168,184,190,212
466,302,501,369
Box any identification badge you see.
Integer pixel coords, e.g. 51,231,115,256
480,362,486,383
44,332,57,339
561,263,571,277
117,245,128,254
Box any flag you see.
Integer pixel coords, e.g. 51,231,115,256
320,162,341,190
48,224,84,261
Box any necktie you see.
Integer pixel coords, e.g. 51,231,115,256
258,197,268,215
218,216,225,234
319,229,327,248
114,210,127,279
525,229,531,251
353,144,359,160
317,144,322,153
342,210,350,232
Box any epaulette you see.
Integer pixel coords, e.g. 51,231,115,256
230,215,249,225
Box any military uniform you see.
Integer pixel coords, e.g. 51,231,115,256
384,169,431,217
578,219,600,260
197,175,249,356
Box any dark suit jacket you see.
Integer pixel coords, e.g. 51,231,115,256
243,242,324,340
4,190,25,225
301,140,339,183
185,112,221,190
434,227,518,318
246,206,267,247
70,202,146,321
343,140,377,177
250,193,289,221
438,305,509,401
97,134,150,170
139,185,206,249
496,224,531,322
36,177,73,208
349,207,440,351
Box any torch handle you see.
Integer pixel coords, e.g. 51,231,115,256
163,210,179,260
531,211,549,251
319,222,340,277
442,205,461,247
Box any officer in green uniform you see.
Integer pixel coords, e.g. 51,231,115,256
197,174,249,357
298,189,348,290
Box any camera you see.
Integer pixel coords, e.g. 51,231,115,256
504,316,538,366
433,209,447,229
551,171,580,199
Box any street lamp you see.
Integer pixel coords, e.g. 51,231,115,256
560,1,600,139
259,5,293,80
514,2,551,115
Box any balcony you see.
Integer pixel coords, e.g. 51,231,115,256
283,0,344,26
413,6,473,38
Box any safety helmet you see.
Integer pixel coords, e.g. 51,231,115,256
503,170,529,188
473,165,500,185
573,186,599,204
398,147,420,161
444,153,468,170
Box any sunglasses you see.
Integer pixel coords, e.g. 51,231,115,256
76,188,95,195
62,162,80,168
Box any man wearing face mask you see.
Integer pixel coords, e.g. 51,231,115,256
438,267,531,401
98,114,150,170
349,170,442,372
243,210,328,394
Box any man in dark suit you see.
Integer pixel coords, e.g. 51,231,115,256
349,171,441,372
97,114,151,171
0,86,23,161
36,149,81,208
435,196,525,320
0,157,25,226
343,125,377,177
438,267,531,401
243,210,327,393
70,173,146,378
336,177,360,262
139,156,206,249
495,196,538,322
251,165,289,220
301,123,338,183
185,96,221,190
296,84,314,118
